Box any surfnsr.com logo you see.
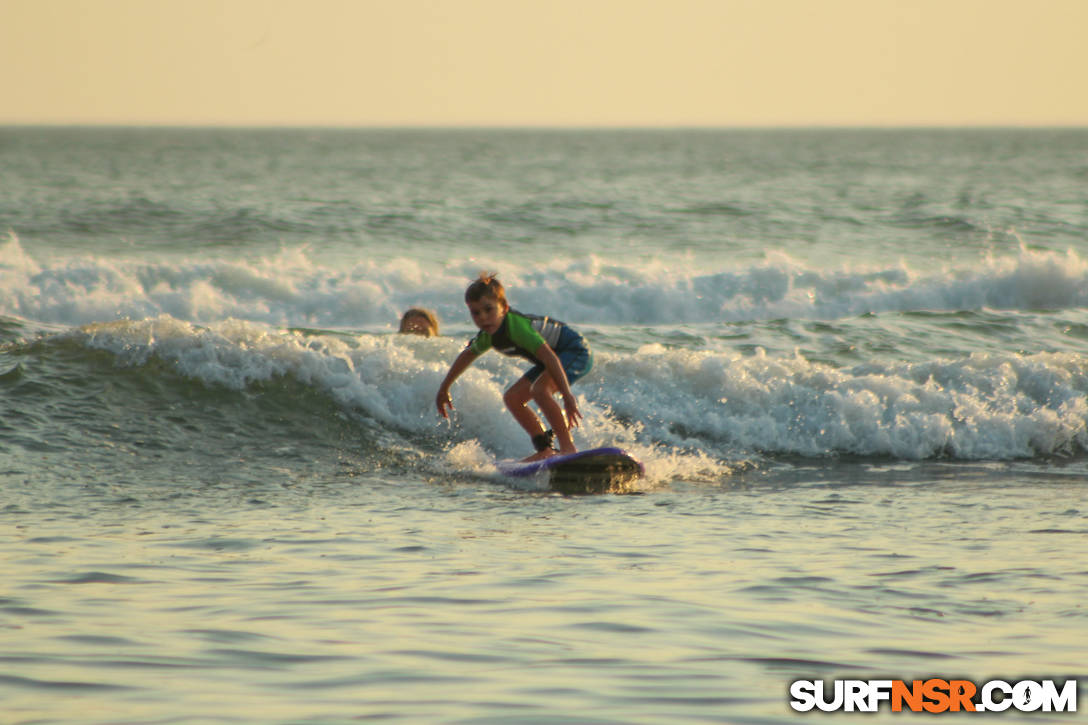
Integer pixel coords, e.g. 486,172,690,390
789,679,1078,713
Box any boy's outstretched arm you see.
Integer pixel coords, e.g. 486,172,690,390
436,347,479,418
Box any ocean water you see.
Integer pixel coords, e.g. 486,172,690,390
2,127,1087,723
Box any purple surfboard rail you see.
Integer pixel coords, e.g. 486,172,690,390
497,446,645,495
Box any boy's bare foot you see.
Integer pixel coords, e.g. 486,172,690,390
521,448,558,462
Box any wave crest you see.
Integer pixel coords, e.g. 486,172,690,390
4,234,1087,330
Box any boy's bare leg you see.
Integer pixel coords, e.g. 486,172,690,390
504,377,546,436
504,377,550,459
531,374,576,455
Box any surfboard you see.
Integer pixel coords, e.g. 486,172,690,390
497,447,644,495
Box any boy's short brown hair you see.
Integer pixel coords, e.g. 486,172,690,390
464,273,507,305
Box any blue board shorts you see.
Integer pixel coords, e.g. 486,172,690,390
524,326,593,385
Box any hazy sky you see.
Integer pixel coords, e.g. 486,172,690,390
3,0,1086,127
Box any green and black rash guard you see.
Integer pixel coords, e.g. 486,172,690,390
468,310,567,364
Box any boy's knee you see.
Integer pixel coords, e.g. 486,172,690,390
504,386,529,408
530,378,555,401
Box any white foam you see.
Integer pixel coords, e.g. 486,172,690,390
70,314,1088,478
5,233,1088,331
596,346,1088,461
13,231,1088,471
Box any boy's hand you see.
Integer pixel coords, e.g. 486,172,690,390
563,394,582,429
436,389,453,418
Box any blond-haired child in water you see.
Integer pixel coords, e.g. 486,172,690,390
399,307,439,337
436,274,593,461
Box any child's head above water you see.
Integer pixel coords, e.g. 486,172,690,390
399,307,439,337
464,272,507,306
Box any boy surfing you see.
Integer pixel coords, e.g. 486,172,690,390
436,274,593,461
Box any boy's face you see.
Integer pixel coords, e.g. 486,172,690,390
467,295,508,335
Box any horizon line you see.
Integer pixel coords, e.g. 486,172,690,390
3,121,1087,131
